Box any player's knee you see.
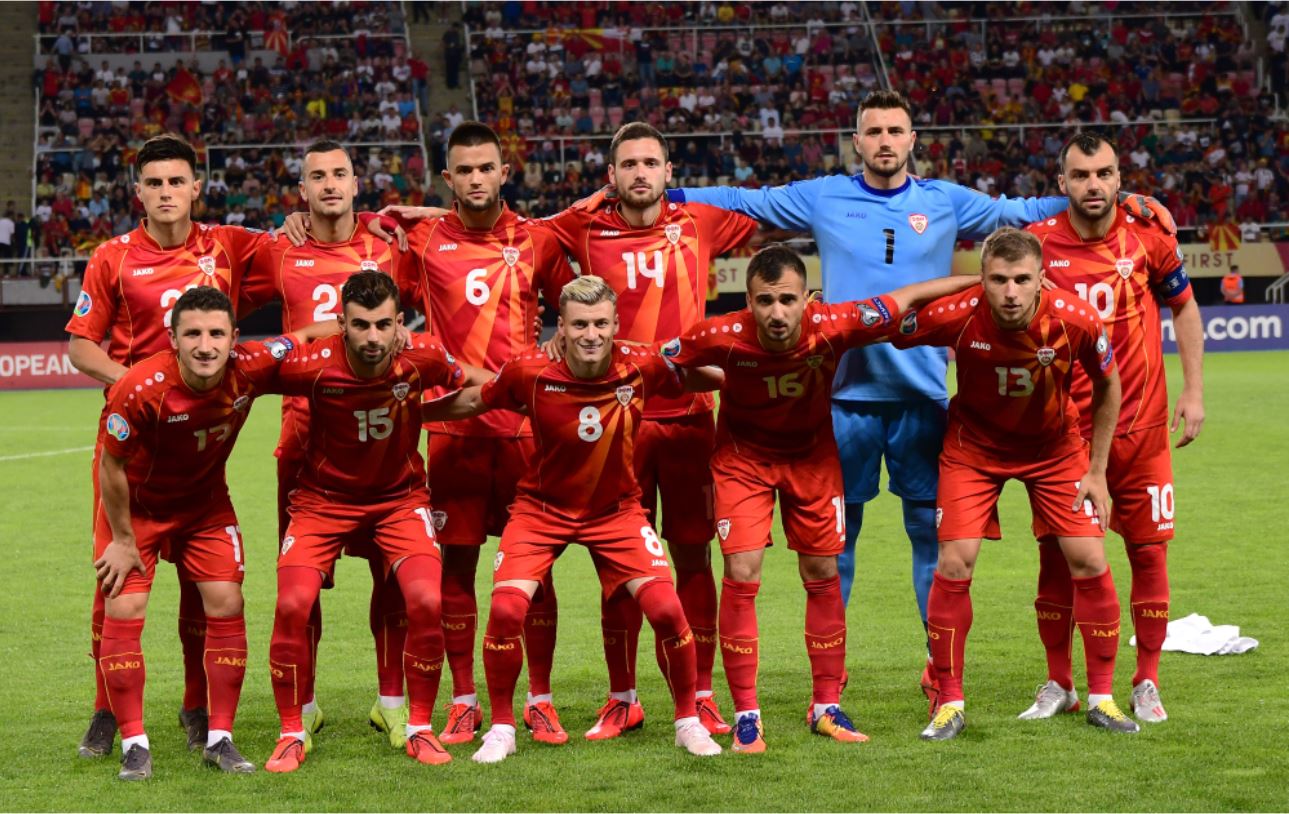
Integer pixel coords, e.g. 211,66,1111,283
798,554,838,582
723,551,763,583
669,541,711,572
487,587,530,634
1061,545,1107,578
197,583,244,618
104,592,148,621
634,579,686,631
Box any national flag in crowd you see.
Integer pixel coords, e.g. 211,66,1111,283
1209,221,1240,251
165,67,203,105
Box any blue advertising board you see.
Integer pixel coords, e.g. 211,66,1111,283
1160,304,1289,352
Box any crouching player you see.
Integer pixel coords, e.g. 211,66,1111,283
261,271,490,772
890,228,1138,740
659,245,978,751
94,287,320,779
423,276,724,764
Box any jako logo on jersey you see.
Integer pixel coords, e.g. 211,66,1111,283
438,243,458,252
281,536,295,556
430,510,447,530
360,260,379,272
859,303,882,326
294,259,315,267
908,213,928,234
73,291,93,317
106,413,130,441
233,395,250,412
198,255,216,276
900,310,918,335
132,267,155,277
543,384,566,393
664,223,683,245
599,230,620,236
736,360,758,368
502,246,520,267
1048,259,1071,267
322,387,344,395
1115,257,1134,279
970,340,991,351
615,385,634,406
716,519,731,540
1036,346,1056,366
166,413,189,423
392,382,411,401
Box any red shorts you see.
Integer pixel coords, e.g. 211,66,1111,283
635,412,715,546
939,437,1104,542
711,441,846,557
495,501,673,598
1106,425,1176,543
93,498,245,595
281,489,441,579
276,396,310,459
425,432,535,546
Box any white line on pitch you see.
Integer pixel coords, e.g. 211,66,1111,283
0,446,94,462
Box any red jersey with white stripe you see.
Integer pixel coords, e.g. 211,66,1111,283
270,333,464,503
479,344,684,520
1028,208,1193,436
66,222,269,365
405,205,575,437
892,284,1116,457
534,200,758,419
101,338,287,516
662,295,898,458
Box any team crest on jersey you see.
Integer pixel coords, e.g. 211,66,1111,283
1036,346,1056,366
859,303,882,326
615,385,635,406
431,510,447,531
664,223,682,245
502,246,520,267
74,290,92,317
716,519,731,540
360,260,379,272
493,551,504,572
392,382,411,401
281,536,295,556
806,355,824,369
233,395,250,412
935,508,943,529
1115,257,1134,279
197,255,216,276
106,413,130,441
908,213,928,234
899,310,918,335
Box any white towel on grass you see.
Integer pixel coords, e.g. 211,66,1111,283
1130,612,1258,655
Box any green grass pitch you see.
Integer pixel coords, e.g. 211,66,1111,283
1,352,1285,811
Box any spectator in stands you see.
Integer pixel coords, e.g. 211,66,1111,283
0,204,14,264
444,23,465,89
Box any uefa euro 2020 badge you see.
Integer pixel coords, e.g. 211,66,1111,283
106,412,130,442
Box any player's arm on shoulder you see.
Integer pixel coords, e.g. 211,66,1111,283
421,384,488,422
670,178,819,232
941,180,1066,237
1119,192,1176,236
95,447,145,598
883,273,979,314
678,364,724,392
887,287,978,349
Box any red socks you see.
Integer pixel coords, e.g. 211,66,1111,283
718,578,760,713
600,586,642,694
368,559,408,698
392,555,444,729
634,579,697,721
204,614,248,732
178,580,207,711
1126,543,1168,686
675,567,718,694
1034,541,1076,690
927,572,972,704
100,616,146,738
91,590,108,710
482,586,531,727
440,567,478,698
1073,568,1121,696
270,567,323,733
803,576,846,706
524,572,558,697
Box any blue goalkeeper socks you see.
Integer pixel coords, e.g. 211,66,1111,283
903,499,938,625
837,502,865,607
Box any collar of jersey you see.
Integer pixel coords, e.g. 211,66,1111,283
853,173,910,198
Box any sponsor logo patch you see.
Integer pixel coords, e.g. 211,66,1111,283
970,340,991,351
106,413,130,441
294,259,315,267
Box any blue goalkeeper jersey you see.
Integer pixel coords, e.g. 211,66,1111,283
671,175,1066,402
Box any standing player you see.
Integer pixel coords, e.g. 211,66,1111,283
399,122,575,745
93,286,314,779
238,139,417,746
1019,133,1204,724
889,228,1136,740
421,276,724,764
666,91,1168,700
662,245,978,752
262,272,488,773
68,134,291,759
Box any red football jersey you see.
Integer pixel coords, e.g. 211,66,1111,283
663,295,899,458
1029,208,1192,436
66,222,270,366
101,338,287,516
480,343,684,520
535,200,758,418
892,284,1116,457
271,333,464,502
405,205,575,437
237,227,415,453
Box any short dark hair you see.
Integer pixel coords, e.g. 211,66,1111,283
1059,132,1118,172
342,270,400,312
858,90,913,122
746,245,807,291
305,138,349,159
980,227,1043,269
136,134,198,175
609,122,668,165
170,286,234,331
447,121,502,153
